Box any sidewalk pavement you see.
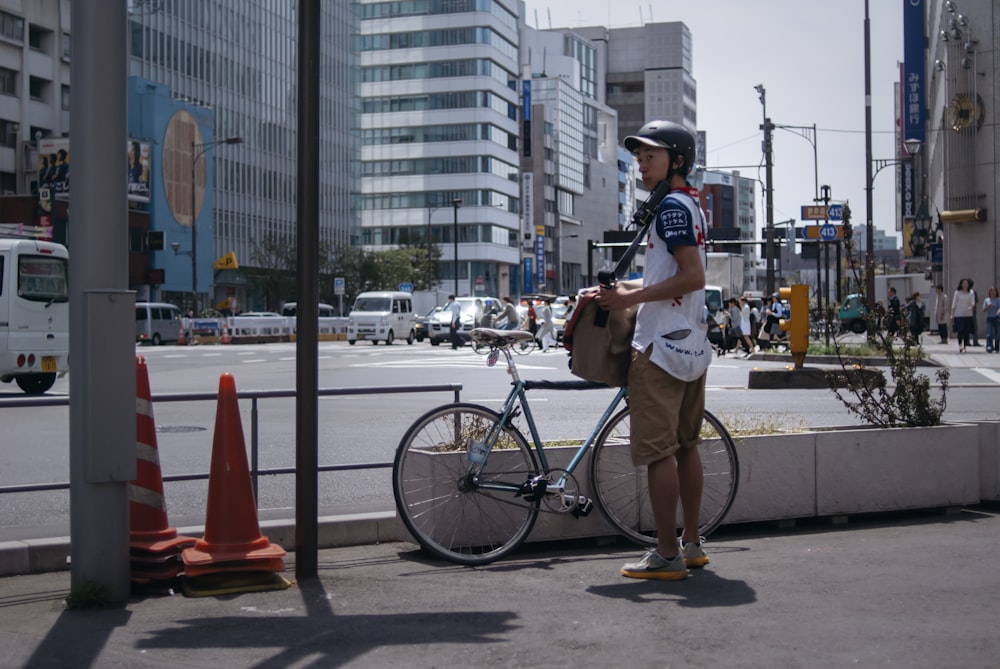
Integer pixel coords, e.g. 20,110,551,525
921,336,1000,370
1,507,998,668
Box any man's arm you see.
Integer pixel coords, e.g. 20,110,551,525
596,245,704,311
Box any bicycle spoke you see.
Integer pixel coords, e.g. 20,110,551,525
394,404,539,565
590,408,739,547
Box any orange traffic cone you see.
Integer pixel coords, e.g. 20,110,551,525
220,324,231,344
182,373,286,576
176,326,187,346
130,355,196,554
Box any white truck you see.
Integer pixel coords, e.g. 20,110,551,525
704,252,745,348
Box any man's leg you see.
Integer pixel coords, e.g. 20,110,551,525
647,455,680,558
675,444,703,544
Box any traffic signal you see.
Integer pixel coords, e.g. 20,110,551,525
779,284,809,368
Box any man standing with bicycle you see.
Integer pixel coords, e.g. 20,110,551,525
595,120,712,580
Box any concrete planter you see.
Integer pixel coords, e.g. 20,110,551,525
728,423,982,524
395,423,991,546
813,423,980,515
977,421,1000,502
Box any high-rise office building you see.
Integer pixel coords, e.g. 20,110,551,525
358,0,522,298
0,1,358,310
575,22,697,142
127,1,358,308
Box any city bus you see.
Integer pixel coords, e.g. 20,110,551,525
0,239,69,394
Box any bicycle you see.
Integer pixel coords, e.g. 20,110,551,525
393,327,740,565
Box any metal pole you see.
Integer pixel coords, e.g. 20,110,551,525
426,207,433,289
452,198,462,296
295,0,321,580
587,239,594,286
190,143,198,315
863,0,876,322
69,0,131,603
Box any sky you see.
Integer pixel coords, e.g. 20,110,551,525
523,0,908,242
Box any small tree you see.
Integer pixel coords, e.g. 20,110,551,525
825,206,949,427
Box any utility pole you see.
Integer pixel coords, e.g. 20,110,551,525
756,85,776,295
820,185,832,348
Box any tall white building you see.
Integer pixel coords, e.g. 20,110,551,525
357,0,522,298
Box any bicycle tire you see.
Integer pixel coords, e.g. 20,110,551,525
590,408,739,547
393,403,540,565
513,336,537,355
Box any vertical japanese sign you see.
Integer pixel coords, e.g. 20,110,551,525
535,225,545,291
902,0,925,144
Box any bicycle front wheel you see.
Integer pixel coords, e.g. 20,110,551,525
590,408,739,547
393,403,540,565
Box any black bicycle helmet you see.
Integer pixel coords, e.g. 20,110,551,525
624,120,697,176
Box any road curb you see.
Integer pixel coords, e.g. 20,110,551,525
0,511,398,578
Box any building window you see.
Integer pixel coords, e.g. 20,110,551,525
0,67,15,96
0,11,24,42
61,85,70,110
28,25,51,52
0,119,17,148
28,76,49,102
61,32,71,59
0,171,15,193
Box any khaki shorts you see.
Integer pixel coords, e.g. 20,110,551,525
628,345,706,467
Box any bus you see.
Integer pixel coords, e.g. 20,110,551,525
0,239,70,394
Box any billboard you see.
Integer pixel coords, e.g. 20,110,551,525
37,138,70,198
902,0,926,144
36,137,151,202
128,139,152,202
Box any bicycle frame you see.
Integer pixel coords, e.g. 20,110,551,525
471,344,625,495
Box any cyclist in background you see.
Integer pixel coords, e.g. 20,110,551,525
496,296,520,330
594,120,712,581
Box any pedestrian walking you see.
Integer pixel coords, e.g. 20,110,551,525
983,286,1000,353
934,284,949,344
535,299,557,352
952,278,975,353
886,287,901,337
447,294,463,349
906,292,925,342
969,279,981,346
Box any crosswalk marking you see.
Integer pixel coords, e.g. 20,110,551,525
972,368,1000,384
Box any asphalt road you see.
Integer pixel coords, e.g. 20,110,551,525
2,340,998,543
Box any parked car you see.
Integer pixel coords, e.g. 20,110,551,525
428,297,502,346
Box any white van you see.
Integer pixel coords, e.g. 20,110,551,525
347,291,417,345
0,239,69,394
135,302,183,345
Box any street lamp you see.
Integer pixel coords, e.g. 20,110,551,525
451,198,462,296
188,135,241,315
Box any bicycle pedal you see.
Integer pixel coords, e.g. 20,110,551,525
571,497,594,518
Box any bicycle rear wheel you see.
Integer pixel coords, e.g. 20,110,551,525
590,408,739,547
393,403,540,565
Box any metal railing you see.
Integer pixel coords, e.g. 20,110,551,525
0,383,463,500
